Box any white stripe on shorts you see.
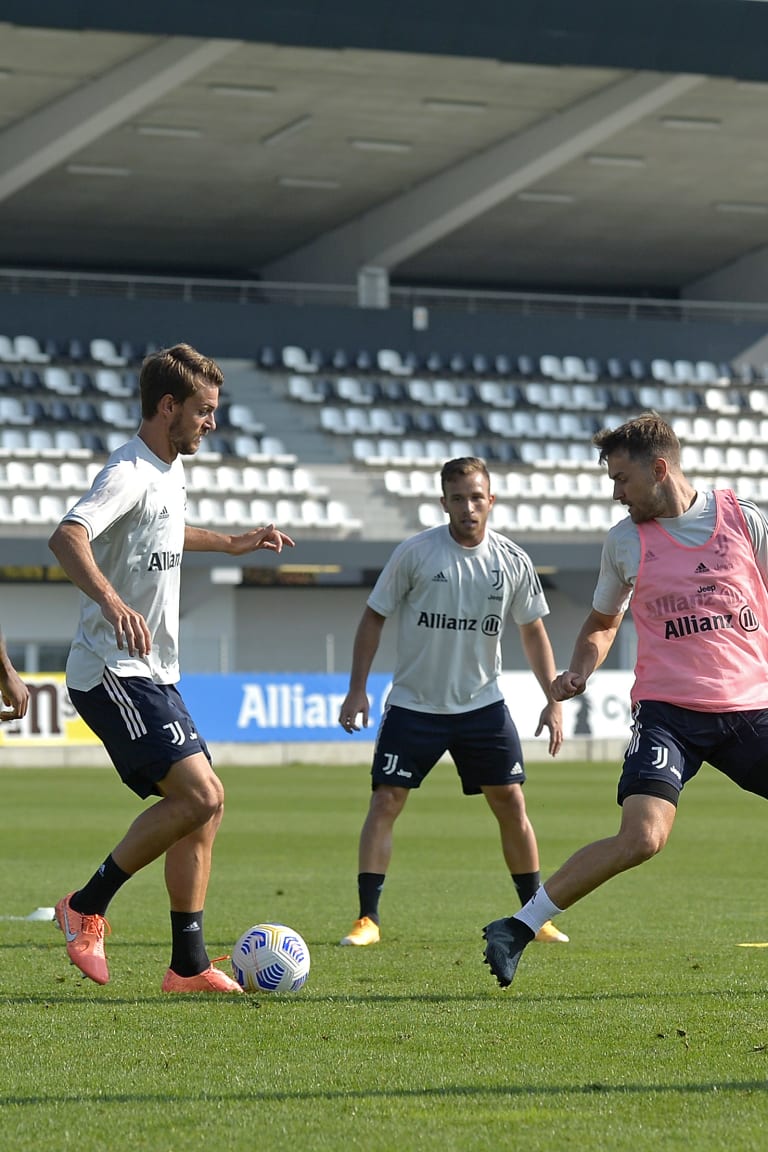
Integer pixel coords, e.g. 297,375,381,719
103,669,149,741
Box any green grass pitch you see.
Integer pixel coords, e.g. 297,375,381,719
1,757,767,1152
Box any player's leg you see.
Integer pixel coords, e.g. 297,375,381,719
481,782,568,943
151,751,240,992
482,700,693,987
340,785,408,946
341,705,443,946
358,784,409,874
483,795,677,987
482,782,538,875
451,702,566,944
111,750,223,876
56,677,236,989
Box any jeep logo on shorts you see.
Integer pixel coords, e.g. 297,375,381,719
739,605,759,632
481,615,502,636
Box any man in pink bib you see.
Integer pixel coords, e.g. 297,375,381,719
483,412,768,988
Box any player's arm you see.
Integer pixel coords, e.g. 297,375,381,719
0,630,29,720
339,606,386,732
184,524,295,554
518,617,563,756
48,521,151,656
551,607,624,701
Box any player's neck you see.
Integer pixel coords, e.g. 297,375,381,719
137,423,177,465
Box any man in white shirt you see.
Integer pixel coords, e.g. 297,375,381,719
337,456,565,948
49,343,293,993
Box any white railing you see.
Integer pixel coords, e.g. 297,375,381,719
3,266,768,325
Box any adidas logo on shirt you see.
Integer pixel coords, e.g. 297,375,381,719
694,562,710,573
159,506,169,519
432,571,448,582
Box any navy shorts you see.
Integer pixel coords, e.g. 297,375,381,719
68,671,211,799
618,699,768,807
371,701,526,796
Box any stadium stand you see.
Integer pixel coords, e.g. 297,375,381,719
2,323,764,544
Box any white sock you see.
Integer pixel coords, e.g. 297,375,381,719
513,885,563,934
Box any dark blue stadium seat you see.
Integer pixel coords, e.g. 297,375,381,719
18,367,42,390
257,346,278,369
72,399,100,423
70,369,95,393
119,339,145,364
80,431,107,453
24,398,47,423
407,410,440,435
377,378,407,404
48,399,74,424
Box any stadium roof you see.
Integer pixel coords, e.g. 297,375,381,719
2,1,768,299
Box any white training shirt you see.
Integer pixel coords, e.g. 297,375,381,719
62,435,187,690
593,491,768,616
368,524,550,714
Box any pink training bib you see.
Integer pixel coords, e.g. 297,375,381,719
631,489,768,710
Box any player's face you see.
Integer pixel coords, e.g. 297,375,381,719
606,449,668,522
168,382,219,456
440,471,494,546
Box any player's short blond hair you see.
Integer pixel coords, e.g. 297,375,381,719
593,412,681,467
439,456,491,493
139,343,223,418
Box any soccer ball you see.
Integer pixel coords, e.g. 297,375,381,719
231,922,310,993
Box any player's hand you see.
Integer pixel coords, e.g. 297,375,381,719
0,670,29,720
101,598,152,657
229,525,295,555
338,690,369,732
535,701,563,757
550,671,587,701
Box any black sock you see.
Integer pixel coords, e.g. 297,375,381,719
512,871,541,907
357,872,385,924
70,855,131,917
169,910,209,977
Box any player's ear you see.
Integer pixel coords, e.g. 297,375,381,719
157,393,177,416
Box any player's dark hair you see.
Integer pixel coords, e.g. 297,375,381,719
593,412,681,467
440,456,491,492
139,343,223,418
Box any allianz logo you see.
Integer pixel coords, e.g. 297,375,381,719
237,682,390,729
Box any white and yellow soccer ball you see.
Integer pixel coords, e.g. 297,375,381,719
231,922,310,992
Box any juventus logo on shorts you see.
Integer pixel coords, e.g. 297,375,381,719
163,720,187,747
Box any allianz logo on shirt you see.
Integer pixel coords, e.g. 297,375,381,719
147,550,182,571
